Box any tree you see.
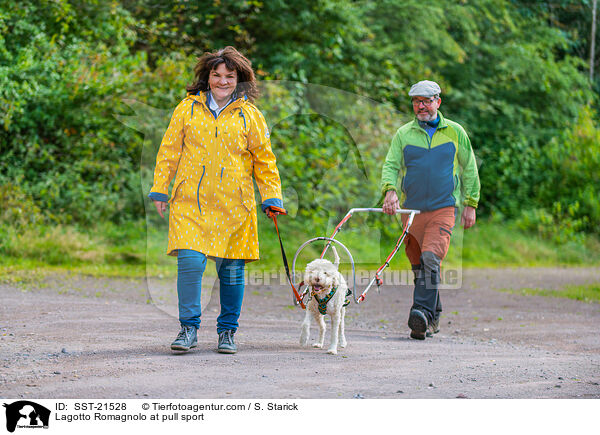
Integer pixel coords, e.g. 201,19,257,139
0,0,148,224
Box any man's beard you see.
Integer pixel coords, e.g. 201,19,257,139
416,110,436,122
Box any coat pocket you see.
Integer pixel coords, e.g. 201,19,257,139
168,180,186,204
239,182,255,212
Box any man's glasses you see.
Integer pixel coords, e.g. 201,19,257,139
411,98,438,107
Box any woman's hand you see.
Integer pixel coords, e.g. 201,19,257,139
265,205,287,219
153,200,168,219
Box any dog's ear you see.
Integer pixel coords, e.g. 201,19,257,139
304,260,315,275
331,246,340,269
331,270,340,288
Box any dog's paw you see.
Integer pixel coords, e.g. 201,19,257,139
340,340,347,348
327,348,338,355
300,332,309,346
312,342,323,349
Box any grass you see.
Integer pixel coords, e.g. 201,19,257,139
499,284,600,304
0,222,151,280
0,217,599,285
446,220,600,268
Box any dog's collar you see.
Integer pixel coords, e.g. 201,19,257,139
311,286,338,315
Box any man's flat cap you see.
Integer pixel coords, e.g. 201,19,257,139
408,80,441,97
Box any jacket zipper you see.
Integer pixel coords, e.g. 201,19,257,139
194,96,242,215
417,122,448,210
421,127,432,210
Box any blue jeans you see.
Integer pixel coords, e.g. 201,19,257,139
177,249,245,333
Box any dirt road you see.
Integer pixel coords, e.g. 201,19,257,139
1,267,599,399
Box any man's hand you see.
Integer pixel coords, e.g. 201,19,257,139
153,200,167,219
461,206,476,229
382,190,400,215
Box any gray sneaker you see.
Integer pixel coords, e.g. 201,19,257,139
408,309,428,340
217,330,237,354
426,316,440,337
171,325,198,351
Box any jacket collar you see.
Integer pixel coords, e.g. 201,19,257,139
187,91,247,116
411,110,448,130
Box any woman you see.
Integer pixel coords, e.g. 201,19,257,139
149,46,285,354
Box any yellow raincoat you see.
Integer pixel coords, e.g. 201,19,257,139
149,92,283,260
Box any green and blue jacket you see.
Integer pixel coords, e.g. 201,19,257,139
380,111,480,211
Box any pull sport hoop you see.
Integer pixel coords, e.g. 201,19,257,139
291,208,419,306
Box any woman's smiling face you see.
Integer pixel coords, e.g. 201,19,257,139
208,63,238,105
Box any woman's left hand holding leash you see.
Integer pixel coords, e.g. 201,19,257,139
266,206,287,219
153,200,168,219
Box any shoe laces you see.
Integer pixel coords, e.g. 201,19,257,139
220,330,234,345
178,325,193,340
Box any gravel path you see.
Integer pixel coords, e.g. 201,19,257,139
1,267,599,399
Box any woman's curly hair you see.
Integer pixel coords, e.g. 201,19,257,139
186,46,258,102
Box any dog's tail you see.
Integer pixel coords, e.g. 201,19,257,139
331,245,340,269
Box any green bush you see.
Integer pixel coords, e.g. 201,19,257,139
0,0,597,239
0,182,44,227
532,106,600,240
515,206,587,245
0,0,147,225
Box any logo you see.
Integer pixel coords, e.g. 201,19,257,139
3,401,50,433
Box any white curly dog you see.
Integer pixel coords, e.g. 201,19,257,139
300,246,348,354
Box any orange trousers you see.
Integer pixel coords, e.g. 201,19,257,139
401,206,456,266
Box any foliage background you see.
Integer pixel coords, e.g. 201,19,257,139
1,0,599,273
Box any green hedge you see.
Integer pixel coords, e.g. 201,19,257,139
1,0,598,244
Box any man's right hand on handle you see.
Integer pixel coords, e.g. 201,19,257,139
382,190,399,215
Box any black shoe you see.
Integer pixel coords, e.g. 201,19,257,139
171,325,198,351
426,316,440,337
408,309,428,340
217,330,237,354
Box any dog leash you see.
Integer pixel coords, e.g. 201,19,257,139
269,208,306,309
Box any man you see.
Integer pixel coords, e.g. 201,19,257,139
380,80,480,340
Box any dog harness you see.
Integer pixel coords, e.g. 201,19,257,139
311,286,351,315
